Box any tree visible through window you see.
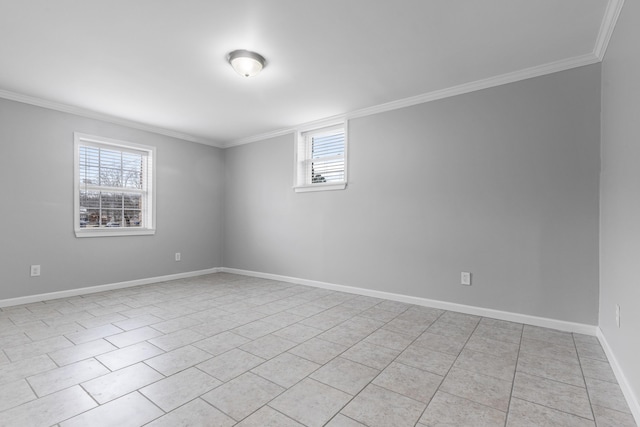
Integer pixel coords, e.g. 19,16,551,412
74,133,155,237
295,123,347,192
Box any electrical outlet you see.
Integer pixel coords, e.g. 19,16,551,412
175,252,181,262
616,304,620,328
30,265,41,277
461,272,471,286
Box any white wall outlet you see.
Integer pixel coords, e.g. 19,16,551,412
615,304,620,327
30,265,41,277
461,271,471,286
175,252,181,262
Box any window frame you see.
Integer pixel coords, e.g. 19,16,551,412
294,121,348,193
73,132,156,238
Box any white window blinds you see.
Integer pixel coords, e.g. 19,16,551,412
74,133,155,237
296,123,347,192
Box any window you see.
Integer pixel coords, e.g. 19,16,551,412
74,133,155,237
295,123,347,192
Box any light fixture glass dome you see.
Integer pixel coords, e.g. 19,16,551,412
228,49,266,78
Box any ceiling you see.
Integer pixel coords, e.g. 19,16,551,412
0,0,622,148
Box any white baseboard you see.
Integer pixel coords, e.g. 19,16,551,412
596,328,640,424
219,267,598,335
0,268,220,308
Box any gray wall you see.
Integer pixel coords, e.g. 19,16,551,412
600,1,640,405
0,98,224,300
224,64,601,325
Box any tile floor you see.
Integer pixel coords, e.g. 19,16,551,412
0,273,636,427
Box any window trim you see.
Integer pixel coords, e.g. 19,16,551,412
294,121,348,193
73,132,156,238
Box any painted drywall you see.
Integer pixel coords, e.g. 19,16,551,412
600,0,640,409
0,98,224,300
224,65,601,325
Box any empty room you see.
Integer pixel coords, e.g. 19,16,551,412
0,1,638,426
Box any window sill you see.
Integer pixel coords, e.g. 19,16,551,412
294,182,347,193
75,228,156,238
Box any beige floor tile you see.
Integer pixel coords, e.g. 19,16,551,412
260,312,305,328
580,357,617,383
341,341,400,370
197,348,265,382
412,331,467,356
520,337,579,363
272,323,323,343
270,378,352,427
77,313,128,329
585,376,632,414
382,317,431,338
427,320,475,340
288,337,348,364
576,341,608,361
48,339,117,366
97,341,164,371
233,320,282,340
522,325,575,348
592,404,637,427
440,367,512,411
396,344,456,376
472,323,522,344
506,397,595,427
65,324,123,345
512,371,593,419
146,398,235,427
149,316,201,334
0,333,32,350
144,345,212,376
82,362,164,404
27,358,109,396
479,317,523,332
240,334,297,359
373,361,442,403
140,367,220,412
0,273,631,427
0,354,57,386
363,328,414,352
325,414,367,426
147,329,205,351
252,352,319,388
0,379,36,412
310,356,379,395
4,335,73,361
359,307,399,322
454,348,517,381
60,391,162,427
104,326,163,348
419,391,506,427
341,383,425,427
202,372,284,421
517,350,584,387
439,311,481,328
235,406,304,427
0,386,97,427
193,331,250,356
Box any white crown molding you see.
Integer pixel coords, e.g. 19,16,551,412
223,52,601,149
220,267,598,335
594,0,626,60
223,128,296,148
0,88,223,148
0,268,220,308
597,328,640,424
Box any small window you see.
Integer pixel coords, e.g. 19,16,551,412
295,123,347,192
74,133,155,237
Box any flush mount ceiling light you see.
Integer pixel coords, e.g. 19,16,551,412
228,49,266,78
